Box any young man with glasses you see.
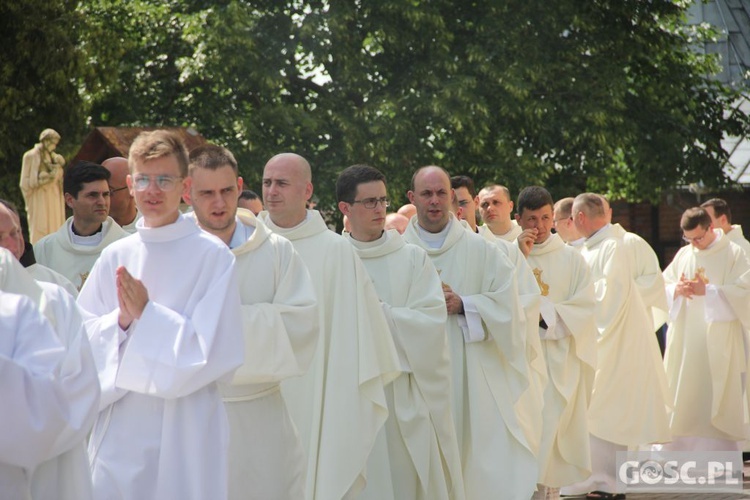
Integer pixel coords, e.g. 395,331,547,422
336,164,464,500
77,130,244,499
661,207,750,453
34,160,128,290
103,156,140,233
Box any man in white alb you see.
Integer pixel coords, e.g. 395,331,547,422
34,160,128,290
662,207,750,452
701,198,750,255
259,153,400,500
185,144,317,500
337,164,464,500
514,186,597,500
77,130,244,499
403,166,537,499
562,193,670,498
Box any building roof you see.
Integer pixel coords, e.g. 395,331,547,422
69,126,207,165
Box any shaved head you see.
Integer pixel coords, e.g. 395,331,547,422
408,166,454,233
0,203,23,260
262,152,314,228
102,156,137,226
384,213,409,234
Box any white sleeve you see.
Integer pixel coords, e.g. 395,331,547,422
459,294,487,343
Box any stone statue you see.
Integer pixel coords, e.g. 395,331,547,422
19,129,66,244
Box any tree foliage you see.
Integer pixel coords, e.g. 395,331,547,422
0,0,89,206
4,0,748,212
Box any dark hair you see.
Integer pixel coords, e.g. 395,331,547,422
336,164,386,203
700,198,731,224
189,144,239,175
516,186,554,215
64,161,111,198
680,207,711,231
450,175,476,198
238,189,260,201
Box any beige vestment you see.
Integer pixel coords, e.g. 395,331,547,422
260,210,401,500
527,234,597,487
33,216,128,290
663,232,750,443
348,230,464,500
404,216,537,499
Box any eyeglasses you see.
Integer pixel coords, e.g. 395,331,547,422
351,197,390,209
132,175,183,192
682,228,710,244
109,185,129,196
553,217,571,226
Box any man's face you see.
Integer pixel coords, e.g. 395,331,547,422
516,205,554,244
128,155,187,228
262,158,312,226
238,197,263,215
454,186,477,228
65,180,111,227
683,224,715,250
186,165,242,234
0,207,23,260
408,168,453,233
104,158,134,219
340,180,387,241
477,188,513,226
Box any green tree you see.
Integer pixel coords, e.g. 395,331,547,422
77,0,749,210
0,0,89,207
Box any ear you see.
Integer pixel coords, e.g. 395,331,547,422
237,176,244,192
181,177,192,205
305,182,314,201
407,190,415,204
474,195,480,207
509,200,514,211
64,192,75,209
182,179,193,206
514,213,521,223
338,201,351,217
126,174,135,197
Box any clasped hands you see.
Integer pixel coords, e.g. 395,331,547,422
117,266,149,330
674,272,707,300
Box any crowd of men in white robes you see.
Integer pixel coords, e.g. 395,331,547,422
2,128,750,500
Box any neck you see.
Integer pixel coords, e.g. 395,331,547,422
723,223,733,234
488,218,512,236
204,219,236,246
418,219,449,234
72,218,103,237
113,206,138,227
351,229,383,242
269,210,307,229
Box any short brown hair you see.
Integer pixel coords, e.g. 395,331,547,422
128,130,189,177
188,144,239,176
680,207,711,231
700,198,731,223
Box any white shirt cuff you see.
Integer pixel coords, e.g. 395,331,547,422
459,295,486,343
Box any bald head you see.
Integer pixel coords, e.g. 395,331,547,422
102,156,137,226
408,166,454,233
262,152,314,228
384,213,409,234
397,203,416,220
